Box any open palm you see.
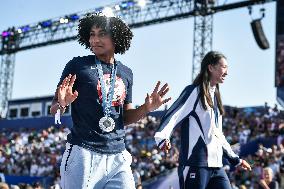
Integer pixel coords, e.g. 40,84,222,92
145,81,171,112
58,74,78,107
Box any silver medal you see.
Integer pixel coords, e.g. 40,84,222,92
99,116,115,132
95,57,118,133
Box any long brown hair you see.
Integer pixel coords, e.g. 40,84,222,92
193,51,226,115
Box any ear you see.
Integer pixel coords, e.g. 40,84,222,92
208,64,214,73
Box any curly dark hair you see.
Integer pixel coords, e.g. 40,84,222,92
77,13,133,54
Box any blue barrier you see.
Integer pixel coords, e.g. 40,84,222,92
0,116,72,130
239,137,277,157
5,175,53,188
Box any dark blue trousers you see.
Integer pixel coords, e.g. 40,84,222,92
178,166,232,189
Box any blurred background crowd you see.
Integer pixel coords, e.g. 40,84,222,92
0,103,283,189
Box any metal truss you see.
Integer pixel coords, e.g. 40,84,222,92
0,0,195,55
0,0,274,55
0,54,15,117
192,14,213,81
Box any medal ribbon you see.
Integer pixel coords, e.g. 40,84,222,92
95,56,117,117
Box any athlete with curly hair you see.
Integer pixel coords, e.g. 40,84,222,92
50,13,171,189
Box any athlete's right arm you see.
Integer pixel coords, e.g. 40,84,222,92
154,86,197,152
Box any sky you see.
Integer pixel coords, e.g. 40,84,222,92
0,0,279,109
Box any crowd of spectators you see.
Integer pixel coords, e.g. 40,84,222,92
0,103,283,188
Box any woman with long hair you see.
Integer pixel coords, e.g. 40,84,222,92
155,51,251,189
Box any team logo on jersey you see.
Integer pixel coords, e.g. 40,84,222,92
97,74,126,106
190,173,196,179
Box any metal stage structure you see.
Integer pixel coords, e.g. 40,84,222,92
0,0,276,117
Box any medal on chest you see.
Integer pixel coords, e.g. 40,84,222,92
95,56,117,133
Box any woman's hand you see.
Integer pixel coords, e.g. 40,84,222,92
144,81,171,112
240,159,252,171
161,139,171,154
58,74,78,107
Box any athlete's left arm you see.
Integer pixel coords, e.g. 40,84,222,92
220,132,252,170
123,81,171,125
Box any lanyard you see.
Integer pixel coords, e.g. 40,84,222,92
95,56,117,117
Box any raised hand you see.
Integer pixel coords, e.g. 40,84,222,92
145,81,171,112
58,74,78,107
